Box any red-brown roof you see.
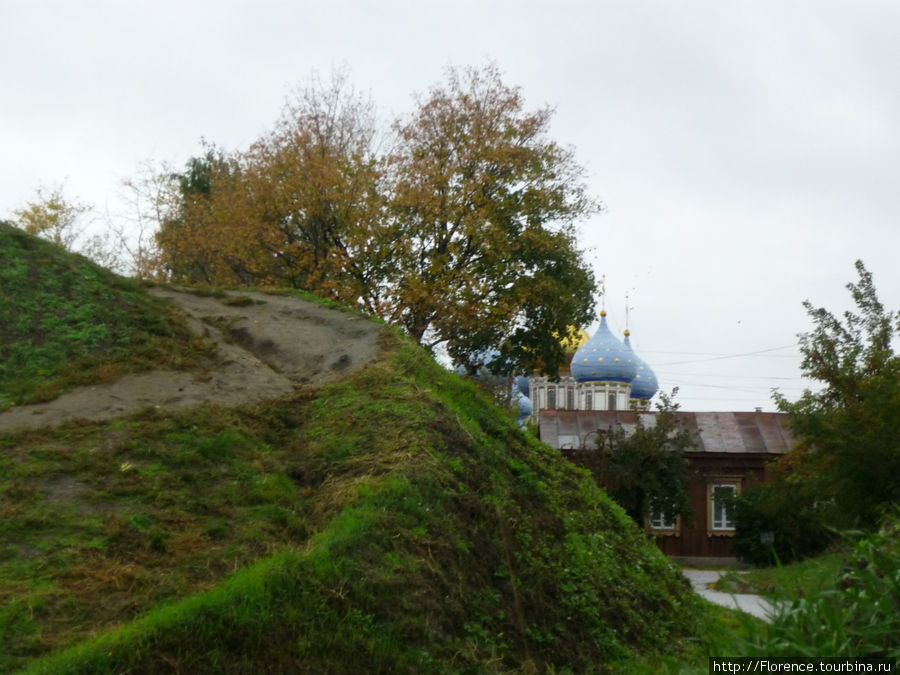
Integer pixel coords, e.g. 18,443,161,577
539,410,793,454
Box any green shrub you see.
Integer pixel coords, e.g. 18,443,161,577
733,472,834,565
739,513,900,662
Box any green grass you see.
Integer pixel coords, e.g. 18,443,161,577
0,223,214,408
0,408,317,671
1,334,705,673
629,525,900,670
715,550,845,597
0,228,719,671
8,224,895,670
710,522,900,664
615,601,763,674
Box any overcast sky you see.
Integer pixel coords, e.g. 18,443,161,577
3,0,898,411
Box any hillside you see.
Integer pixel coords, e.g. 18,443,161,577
0,222,213,412
0,225,702,673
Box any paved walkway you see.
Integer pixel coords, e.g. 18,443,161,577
682,569,775,621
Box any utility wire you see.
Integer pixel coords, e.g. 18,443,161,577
651,344,800,367
655,370,810,382
638,347,798,357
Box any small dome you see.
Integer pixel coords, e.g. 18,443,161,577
514,374,530,397
570,311,638,384
623,331,658,400
516,391,533,418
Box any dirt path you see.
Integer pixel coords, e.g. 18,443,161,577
0,287,385,432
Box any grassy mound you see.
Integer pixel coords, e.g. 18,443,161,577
0,231,702,672
0,222,211,409
2,341,701,673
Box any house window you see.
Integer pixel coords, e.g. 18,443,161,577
710,483,738,532
546,388,556,410
649,508,677,531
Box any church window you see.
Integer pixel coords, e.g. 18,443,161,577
608,393,617,411
585,392,593,410
547,388,556,409
566,388,575,410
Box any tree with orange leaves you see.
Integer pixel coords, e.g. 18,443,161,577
157,65,598,377
386,64,598,375
157,69,389,306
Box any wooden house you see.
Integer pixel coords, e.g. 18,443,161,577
539,409,793,559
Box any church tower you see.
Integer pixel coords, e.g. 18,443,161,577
525,306,658,422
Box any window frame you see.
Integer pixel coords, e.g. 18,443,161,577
708,480,740,536
647,506,680,536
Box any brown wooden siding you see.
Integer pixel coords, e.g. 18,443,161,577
545,411,792,558
651,453,774,558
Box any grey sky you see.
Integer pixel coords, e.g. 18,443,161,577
3,0,898,411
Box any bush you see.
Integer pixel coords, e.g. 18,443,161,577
733,472,834,565
740,512,900,661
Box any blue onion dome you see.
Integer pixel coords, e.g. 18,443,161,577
571,311,639,383
623,330,658,400
516,391,533,417
514,374,530,397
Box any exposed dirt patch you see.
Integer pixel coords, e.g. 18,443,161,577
0,287,385,432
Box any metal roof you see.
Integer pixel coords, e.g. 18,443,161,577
539,410,793,454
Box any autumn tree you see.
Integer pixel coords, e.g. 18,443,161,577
10,178,169,277
156,70,389,306
101,160,178,279
156,64,599,376
156,145,262,285
13,185,92,251
386,64,598,375
10,185,121,270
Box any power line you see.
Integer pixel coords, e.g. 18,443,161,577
651,344,800,367
666,379,806,394
677,397,781,403
655,371,808,381
640,348,797,357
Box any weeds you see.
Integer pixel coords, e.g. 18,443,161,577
736,518,900,662
0,224,214,407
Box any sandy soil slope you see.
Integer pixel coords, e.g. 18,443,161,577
0,287,385,432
